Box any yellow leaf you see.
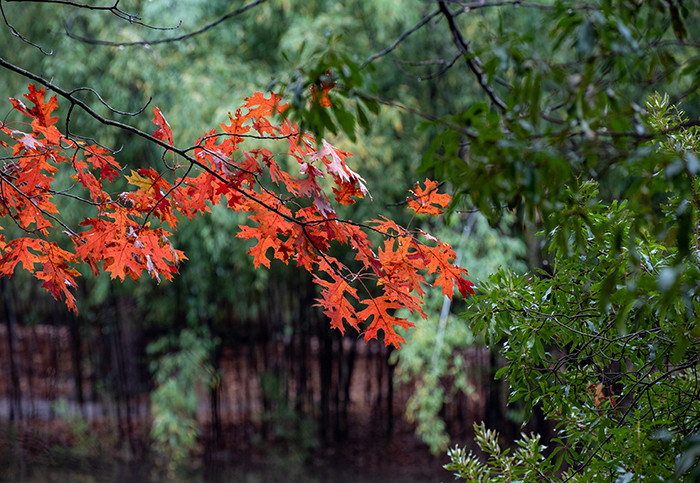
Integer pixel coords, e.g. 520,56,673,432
126,170,155,193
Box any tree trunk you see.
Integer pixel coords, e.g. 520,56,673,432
386,347,395,438
68,312,84,416
319,328,333,442
2,277,22,421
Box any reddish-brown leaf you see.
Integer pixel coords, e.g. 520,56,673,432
152,106,174,145
314,259,360,333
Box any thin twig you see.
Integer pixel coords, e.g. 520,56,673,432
394,52,463,82
0,0,53,55
0,55,411,243
67,87,151,117
8,0,181,31
446,0,597,10
0,171,79,237
361,9,441,69
438,1,507,111
65,0,268,47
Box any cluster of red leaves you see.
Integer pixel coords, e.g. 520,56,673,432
0,84,473,348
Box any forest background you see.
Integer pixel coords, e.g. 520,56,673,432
1,1,700,482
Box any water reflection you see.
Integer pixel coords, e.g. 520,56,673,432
6,463,445,483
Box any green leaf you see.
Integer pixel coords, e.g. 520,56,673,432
332,103,356,141
362,97,380,115
356,103,370,133
576,19,595,57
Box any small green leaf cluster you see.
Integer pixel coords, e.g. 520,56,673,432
445,422,566,483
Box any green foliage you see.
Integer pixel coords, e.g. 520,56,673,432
414,2,699,231
444,422,560,483
148,328,218,467
461,94,700,481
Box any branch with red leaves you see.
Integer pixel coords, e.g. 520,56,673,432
0,84,473,349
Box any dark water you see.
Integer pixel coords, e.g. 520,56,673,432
2,445,449,483
4,464,448,483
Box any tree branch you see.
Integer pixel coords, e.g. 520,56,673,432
64,0,268,47
361,9,441,69
0,55,409,244
0,0,53,55
7,0,181,30
437,1,507,112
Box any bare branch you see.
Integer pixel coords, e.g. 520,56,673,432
0,0,53,55
444,0,597,10
348,88,477,138
395,52,463,82
0,169,79,237
67,87,151,117
64,0,268,47
361,9,441,69
438,1,507,111
396,58,456,67
7,0,181,30
360,0,597,70
0,55,403,242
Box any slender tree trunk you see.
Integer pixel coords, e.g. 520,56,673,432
336,339,356,441
333,338,341,440
374,344,384,421
2,277,22,421
68,312,85,416
208,319,223,448
48,324,59,422
245,318,256,428
295,324,308,415
109,293,133,450
386,347,395,438
119,331,136,454
484,347,503,434
28,326,38,420
319,328,332,442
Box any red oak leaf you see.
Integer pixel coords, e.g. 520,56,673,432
314,259,360,333
407,179,451,216
152,106,174,145
23,84,60,128
359,294,416,349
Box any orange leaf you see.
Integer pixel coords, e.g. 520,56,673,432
0,238,80,312
407,179,451,216
0,237,43,278
358,294,416,349
332,183,365,205
22,84,60,128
